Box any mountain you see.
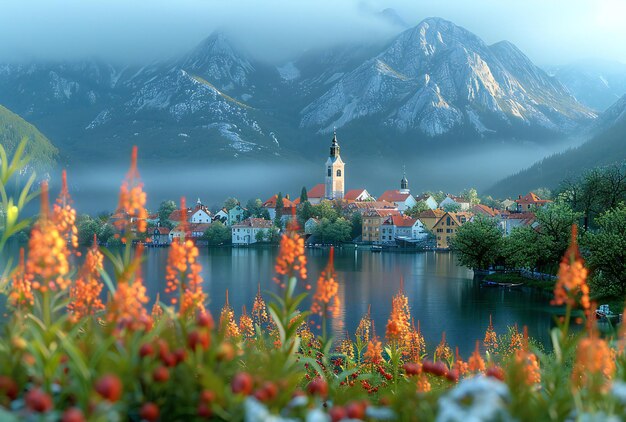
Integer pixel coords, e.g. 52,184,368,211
487,94,626,197
550,60,626,112
0,104,58,170
0,19,597,167
301,18,595,137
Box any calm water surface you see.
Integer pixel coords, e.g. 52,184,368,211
139,247,553,355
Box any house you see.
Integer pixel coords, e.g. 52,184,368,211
190,200,212,224
362,209,400,243
501,212,537,236
151,227,171,245
415,209,445,232
471,204,498,218
501,199,517,212
262,194,296,220
432,212,472,249
380,215,429,244
304,218,320,235
190,223,211,239
377,190,417,212
228,204,246,226
344,189,374,203
414,194,438,210
349,200,398,214
213,209,229,224
169,224,190,242
439,194,471,211
231,218,274,245
146,213,160,225
305,184,326,205
515,192,551,212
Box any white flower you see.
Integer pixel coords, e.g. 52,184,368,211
436,376,512,422
244,397,298,422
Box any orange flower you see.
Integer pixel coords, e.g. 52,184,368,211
164,200,206,317
339,336,355,362
151,294,164,322
552,225,590,314
404,321,426,362
239,306,255,339
572,332,615,390
355,308,372,345
9,248,33,308
114,146,148,235
483,315,498,352
468,341,486,372
251,284,269,326
311,247,339,318
509,325,523,353
416,374,431,393
386,287,411,345
434,332,452,363
219,290,241,338
68,236,104,321
274,229,307,284
106,244,151,332
52,170,78,250
454,347,469,376
514,327,541,385
26,181,71,293
364,337,383,365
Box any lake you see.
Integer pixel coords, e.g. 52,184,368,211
138,246,554,355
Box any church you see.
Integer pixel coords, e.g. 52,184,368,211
325,131,345,200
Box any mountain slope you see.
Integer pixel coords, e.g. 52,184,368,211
550,60,626,112
486,94,626,197
300,18,595,137
0,104,58,170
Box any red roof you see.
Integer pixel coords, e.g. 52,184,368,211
378,190,412,203
153,227,171,235
472,204,497,217
515,192,551,205
344,189,369,201
364,209,401,218
308,184,325,199
416,209,445,219
168,209,191,222
233,218,274,229
351,200,397,210
385,215,417,227
262,195,296,209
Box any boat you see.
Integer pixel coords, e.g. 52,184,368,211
481,280,499,288
596,304,620,323
481,280,524,289
370,245,383,252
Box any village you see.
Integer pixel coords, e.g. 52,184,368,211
127,132,552,251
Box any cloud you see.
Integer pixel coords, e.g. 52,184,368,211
0,0,625,65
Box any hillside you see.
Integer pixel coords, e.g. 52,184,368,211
0,104,57,170
486,95,626,198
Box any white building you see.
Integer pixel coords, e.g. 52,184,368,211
439,194,471,211
380,215,429,244
414,194,438,210
325,131,345,200
213,209,228,224
231,218,274,245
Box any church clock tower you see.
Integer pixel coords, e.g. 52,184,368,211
325,131,345,200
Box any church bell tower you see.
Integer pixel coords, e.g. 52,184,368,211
325,130,345,200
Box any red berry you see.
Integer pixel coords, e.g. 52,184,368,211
174,348,187,364
253,388,269,402
196,312,214,329
446,369,459,383
161,353,177,368
61,407,85,422
200,390,216,403
157,340,170,361
307,377,328,397
402,362,421,376
197,402,212,418
153,366,170,383
486,365,505,381
0,375,18,400
422,361,447,377
95,375,122,402
329,406,347,422
25,388,53,413
231,372,253,395
346,401,366,419
140,402,160,422
139,343,154,358
262,382,278,401
187,331,210,351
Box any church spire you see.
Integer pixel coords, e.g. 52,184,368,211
330,129,340,158
400,165,409,193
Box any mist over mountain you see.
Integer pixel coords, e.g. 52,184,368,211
487,94,626,198
0,18,597,171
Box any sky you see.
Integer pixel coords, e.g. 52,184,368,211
1,0,626,66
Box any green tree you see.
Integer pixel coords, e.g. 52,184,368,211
297,201,314,227
314,217,352,244
460,188,480,205
158,200,177,228
275,192,284,220
268,227,281,244
255,229,266,243
311,201,338,222
223,197,239,211
584,204,626,295
202,222,230,246
425,190,446,204
245,198,263,218
350,212,362,239
405,201,430,217
502,226,553,271
77,215,101,246
299,186,308,204
442,203,462,213
534,202,581,264
450,216,502,270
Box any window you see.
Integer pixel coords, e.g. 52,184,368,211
327,167,331,177
336,169,341,177
446,217,451,225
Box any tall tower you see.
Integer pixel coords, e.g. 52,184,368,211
400,166,409,194
325,130,345,200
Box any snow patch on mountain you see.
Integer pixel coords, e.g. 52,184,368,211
85,109,111,130
277,62,300,81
